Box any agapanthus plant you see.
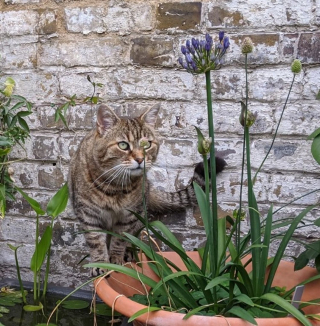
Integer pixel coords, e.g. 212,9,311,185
178,32,230,74
87,32,320,325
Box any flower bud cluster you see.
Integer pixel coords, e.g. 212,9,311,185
178,31,230,74
2,77,15,97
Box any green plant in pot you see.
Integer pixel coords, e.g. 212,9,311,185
87,33,320,326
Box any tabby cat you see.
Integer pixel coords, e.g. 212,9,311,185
68,104,226,276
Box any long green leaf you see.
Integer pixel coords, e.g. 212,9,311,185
265,206,315,292
128,307,162,323
30,226,52,272
15,187,45,215
152,270,206,294
46,182,68,218
258,205,273,296
205,275,230,291
260,293,312,326
228,306,257,325
84,263,157,288
183,303,215,320
311,135,320,164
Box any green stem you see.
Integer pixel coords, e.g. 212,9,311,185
205,71,218,275
205,70,219,312
14,247,27,304
41,219,54,300
253,74,296,183
34,214,39,303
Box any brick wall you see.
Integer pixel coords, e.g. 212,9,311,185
0,0,319,288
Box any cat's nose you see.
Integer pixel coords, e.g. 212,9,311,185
135,157,144,165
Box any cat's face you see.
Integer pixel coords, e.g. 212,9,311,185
93,105,160,181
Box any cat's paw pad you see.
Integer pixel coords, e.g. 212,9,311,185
91,267,109,277
110,254,125,265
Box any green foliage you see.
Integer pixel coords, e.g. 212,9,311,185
60,300,90,310
0,77,32,218
90,39,319,325
9,184,69,307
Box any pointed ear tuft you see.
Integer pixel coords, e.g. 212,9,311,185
140,104,160,126
96,105,120,134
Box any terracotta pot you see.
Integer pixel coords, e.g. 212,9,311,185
94,252,320,326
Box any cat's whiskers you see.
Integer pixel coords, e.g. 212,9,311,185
91,165,125,190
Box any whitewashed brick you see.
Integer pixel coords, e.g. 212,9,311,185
206,0,313,28
2,43,37,69
39,38,129,67
0,10,38,36
65,7,106,35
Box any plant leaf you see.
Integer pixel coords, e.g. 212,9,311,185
128,307,161,323
260,293,312,326
23,303,43,312
46,183,68,218
61,300,89,310
205,275,230,291
228,306,257,325
311,135,320,164
30,226,52,272
15,187,45,215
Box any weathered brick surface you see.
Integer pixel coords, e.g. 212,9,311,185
0,0,320,288
157,2,202,30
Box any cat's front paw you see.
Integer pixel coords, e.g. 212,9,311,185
110,254,125,265
91,267,109,277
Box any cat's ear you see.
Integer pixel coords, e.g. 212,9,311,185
96,105,120,134
140,104,160,126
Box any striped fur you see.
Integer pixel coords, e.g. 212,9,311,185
68,104,226,275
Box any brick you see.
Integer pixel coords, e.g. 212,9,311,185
38,166,65,189
298,33,320,63
157,2,202,30
4,0,39,3
249,68,303,102
303,67,320,99
232,34,280,64
207,0,313,28
156,100,274,138
33,104,95,130
250,139,319,173
275,102,320,136
65,4,153,35
268,174,320,205
65,7,106,35
32,134,60,160
282,33,299,60
106,4,153,34
3,72,59,104
60,68,196,101
130,37,174,66
39,37,129,67
0,10,38,36
38,9,58,35
197,68,246,101
2,43,37,69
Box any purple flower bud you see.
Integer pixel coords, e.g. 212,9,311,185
185,53,193,64
205,41,212,51
183,62,188,70
192,38,199,50
205,33,213,44
181,45,187,55
189,45,195,55
186,40,191,50
219,31,225,42
191,61,197,71
178,57,184,67
200,40,206,50
223,37,230,49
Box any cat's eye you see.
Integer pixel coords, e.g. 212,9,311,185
118,141,130,150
